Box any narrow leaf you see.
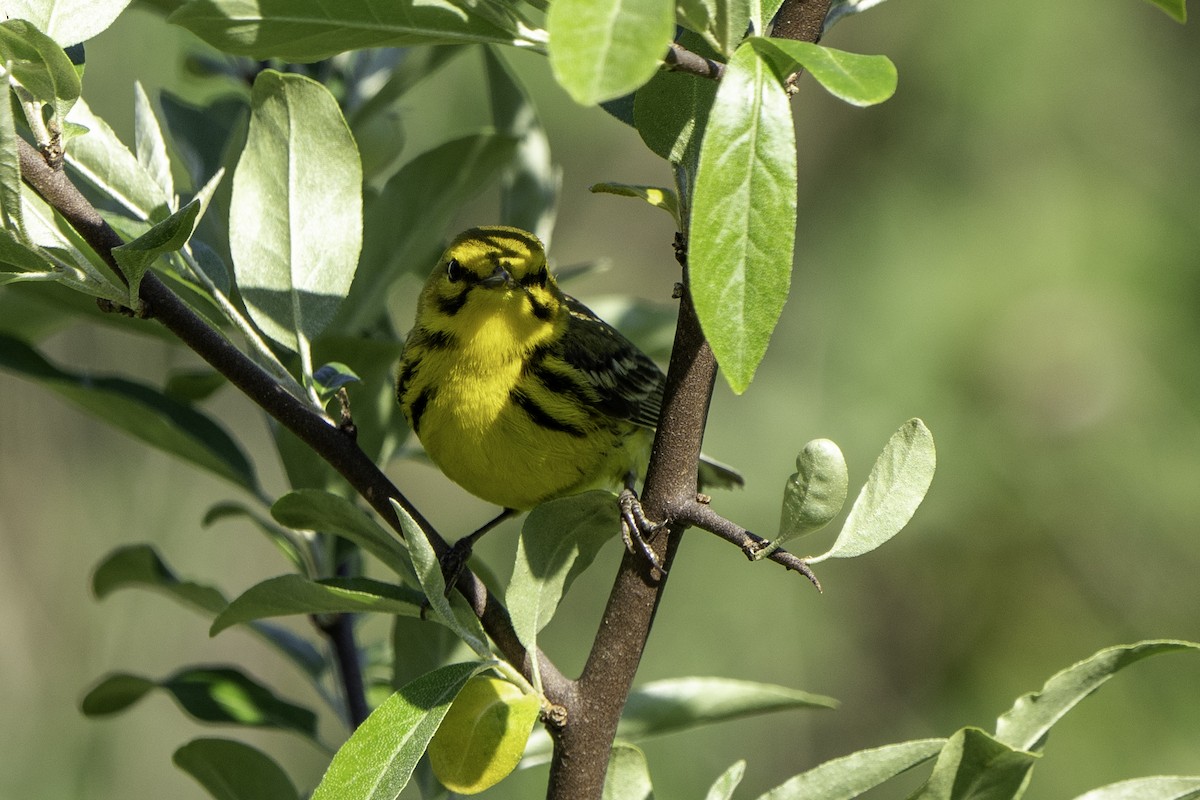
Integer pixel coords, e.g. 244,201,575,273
169,0,545,61
908,728,1038,800
809,419,934,563
272,490,413,581
590,183,680,227
1143,0,1187,22
603,742,654,800
134,82,173,199
756,739,944,800
0,334,258,490
995,640,1200,752
428,675,540,794
618,677,837,740
0,227,53,275
1073,776,1200,800
751,38,897,106
92,543,227,614
706,761,747,800
2,0,131,46
174,738,300,800
211,575,425,636
690,41,796,393
64,97,172,219
112,197,201,305
547,0,674,105
0,19,82,117
0,73,25,237
82,667,318,738
231,70,361,353
506,491,619,648
311,662,491,800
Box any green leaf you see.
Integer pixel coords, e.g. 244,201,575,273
547,0,674,105
618,677,837,739
133,82,174,199
486,47,560,247
344,133,516,333
428,675,540,794
0,227,54,277
994,640,1200,752
676,0,749,57
761,438,848,558
230,70,362,353
392,499,491,657
908,728,1038,800
174,738,300,800
2,0,131,46
750,38,897,107
272,490,413,580
633,66,718,169
1072,776,1200,800
506,491,619,651
312,362,360,395
0,70,26,241
602,742,654,800
165,368,227,402
93,543,227,614
311,661,492,800
690,41,796,394
168,0,545,62
211,575,425,636
64,97,172,219
809,419,934,563
0,19,83,117
82,667,319,738
1143,0,1187,22
112,197,201,305
205,500,307,572
589,183,680,227
0,334,258,490
756,739,944,800
705,761,746,800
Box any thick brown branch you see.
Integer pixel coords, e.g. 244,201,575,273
16,137,570,704
771,0,832,42
664,42,725,80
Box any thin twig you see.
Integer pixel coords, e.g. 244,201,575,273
664,42,725,80
678,500,822,590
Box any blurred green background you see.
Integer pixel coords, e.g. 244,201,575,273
3,1,1200,798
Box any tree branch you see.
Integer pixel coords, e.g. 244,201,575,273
771,0,830,43
664,42,725,80
15,137,571,709
678,500,821,589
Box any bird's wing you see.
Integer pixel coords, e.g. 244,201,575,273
557,295,665,430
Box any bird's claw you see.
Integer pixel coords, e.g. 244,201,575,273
619,488,667,575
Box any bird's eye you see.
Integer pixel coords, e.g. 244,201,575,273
446,258,464,283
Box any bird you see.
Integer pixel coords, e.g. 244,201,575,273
395,225,739,559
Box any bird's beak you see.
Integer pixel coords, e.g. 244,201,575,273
480,265,514,288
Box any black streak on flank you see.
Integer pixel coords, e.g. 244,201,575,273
510,388,587,437
409,387,434,434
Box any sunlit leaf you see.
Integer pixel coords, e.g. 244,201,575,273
2,0,131,46
908,728,1037,800
211,575,425,635
705,761,746,800
756,739,944,800
1142,0,1186,22
602,742,654,800
750,38,897,107
1072,776,1200,800
0,19,83,117
760,438,847,558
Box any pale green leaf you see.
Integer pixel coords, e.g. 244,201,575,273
169,0,545,62
134,82,174,199
1072,776,1200,800
706,761,746,800
174,738,300,800
0,228,53,276
759,438,847,558
64,97,172,219
809,419,934,563
750,38,897,107
506,491,619,649
82,667,318,738
311,662,491,800
1143,0,1187,22
548,0,675,105
112,197,201,305
2,0,131,45
92,543,227,614
603,742,654,800
0,19,82,117
756,739,945,800
273,490,413,581
995,640,1200,752
690,41,796,393
0,56,26,238
0,334,258,489
589,183,680,227
211,575,425,636
908,728,1038,800
230,70,362,353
